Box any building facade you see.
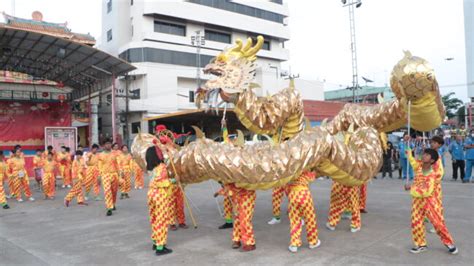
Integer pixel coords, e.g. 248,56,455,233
465,0,474,100
100,0,321,143
324,85,394,103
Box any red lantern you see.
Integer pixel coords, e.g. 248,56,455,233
58,94,66,103
42,92,49,98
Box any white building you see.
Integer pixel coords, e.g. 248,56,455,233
100,0,323,143
465,0,474,100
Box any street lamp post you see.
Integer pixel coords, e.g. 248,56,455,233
341,0,362,103
191,31,206,88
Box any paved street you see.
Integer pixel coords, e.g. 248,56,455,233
1,167,473,265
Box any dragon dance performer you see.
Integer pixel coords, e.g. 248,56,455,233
85,144,101,201
42,152,57,199
406,148,458,254
6,145,23,199
146,145,175,256
221,183,257,252
133,160,144,190
118,145,133,199
7,147,34,202
214,183,234,230
426,136,446,234
287,171,321,253
155,124,188,230
326,182,361,233
0,151,10,209
98,140,120,216
268,186,287,225
64,151,88,207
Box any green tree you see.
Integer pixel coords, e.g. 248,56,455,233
442,92,464,119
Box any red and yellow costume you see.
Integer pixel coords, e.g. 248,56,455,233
133,161,144,189
98,151,120,210
220,184,256,247
169,184,186,226
215,184,234,224
7,156,32,200
57,152,72,186
42,159,57,198
408,151,454,247
65,158,86,204
85,152,101,198
148,163,173,247
118,152,133,195
327,182,361,230
0,160,8,206
271,186,287,219
287,171,319,247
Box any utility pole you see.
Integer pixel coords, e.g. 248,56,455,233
124,75,130,146
111,74,117,143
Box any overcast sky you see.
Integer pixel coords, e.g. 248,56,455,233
2,0,469,100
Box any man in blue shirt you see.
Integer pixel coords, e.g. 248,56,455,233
449,135,465,181
398,133,414,180
464,131,474,183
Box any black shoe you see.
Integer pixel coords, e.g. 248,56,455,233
125,193,130,199
120,194,124,200
446,245,458,255
112,206,116,211
152,244,157,251
155,247,173,256
106,210,113,216
3,204,10,209
410,246,427,254
462,180,468,183
218,222,233,229
389,176,393,178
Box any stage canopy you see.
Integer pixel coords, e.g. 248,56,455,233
0,26,136,100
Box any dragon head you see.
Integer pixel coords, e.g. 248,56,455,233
196,36,264,107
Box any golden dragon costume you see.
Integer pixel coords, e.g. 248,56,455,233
132,36,445,190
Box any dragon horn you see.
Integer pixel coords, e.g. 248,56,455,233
244,36,264,58
242,37,253,52
231,39,243,53
191,126,205,139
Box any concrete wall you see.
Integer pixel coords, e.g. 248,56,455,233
465,0,474,99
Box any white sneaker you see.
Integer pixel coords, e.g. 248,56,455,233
429,227,436,234
17,198,23,202
6,194,11,199
309,239,321,249
84,196,89,201
350,227,361,233
61,185,66,188
28,197,35,202
288,245,298,253
67,185,72,188
325,222,335,231
268,217,281,225
301,219,305,226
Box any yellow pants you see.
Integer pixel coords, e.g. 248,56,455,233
148,186,171,246
42,173,56,198
328,182,361,229
65,179,85,203
102,173,118,210
288,186,318,246
271,186,286,218
232,189,256,246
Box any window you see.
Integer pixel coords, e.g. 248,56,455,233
189,90,195,103
107,29,112,42
205,30,231,44
107,0,112,13
154,20,186,36
131,122,140,134
130,88,140,99
119,48,214,67
106,94,112,106
187,0,285,23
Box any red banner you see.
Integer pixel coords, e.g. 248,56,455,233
0,101,71,148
